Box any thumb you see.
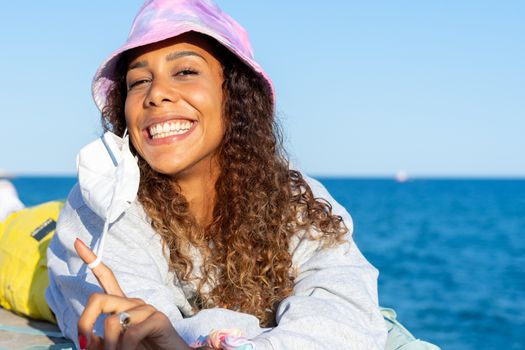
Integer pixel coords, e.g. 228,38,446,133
75,238,125,297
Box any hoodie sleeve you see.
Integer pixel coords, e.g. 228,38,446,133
45,183,189,344
250,235,387,350
178,237,388,350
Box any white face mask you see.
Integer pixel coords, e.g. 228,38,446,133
76,130,140,268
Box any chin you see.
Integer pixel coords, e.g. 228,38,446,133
139,151,184,176
149,163,182,177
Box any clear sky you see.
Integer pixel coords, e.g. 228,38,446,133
1,1,523,177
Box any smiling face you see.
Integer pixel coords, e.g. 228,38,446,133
124,33,225,180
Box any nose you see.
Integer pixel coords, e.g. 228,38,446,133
144,78,179,107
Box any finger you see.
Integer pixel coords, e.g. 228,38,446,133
78,293,144,348
102,304,158,350
75,238,125,297
87,334,103,350
121,312,188,350
103,314,121,350
74,237,98,265
78,332,103,350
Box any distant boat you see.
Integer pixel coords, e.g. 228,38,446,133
395,170,408,183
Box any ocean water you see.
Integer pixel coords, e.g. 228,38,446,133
320,178,525,350
9,176,525,350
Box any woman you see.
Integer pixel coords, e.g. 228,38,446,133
46,0,387,349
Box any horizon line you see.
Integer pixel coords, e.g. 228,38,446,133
5,173,525,181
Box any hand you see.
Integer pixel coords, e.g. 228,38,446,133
74,238,193,350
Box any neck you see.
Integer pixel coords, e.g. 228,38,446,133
175,161,220,227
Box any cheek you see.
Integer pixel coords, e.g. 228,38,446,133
124,98,143,140
187,79,223,114
123,98,143,152
124,99,134,126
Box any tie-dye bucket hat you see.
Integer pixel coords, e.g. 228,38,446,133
91,0,274,112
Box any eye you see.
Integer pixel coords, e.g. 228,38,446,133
127,78,151,91
174,68,198,77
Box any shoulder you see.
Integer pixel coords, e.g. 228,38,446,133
61,182,151,227
54,182,158,260
297,170,354,235
56,183,101,240
65,182,85,210
50,182,169,279
288,170,357,266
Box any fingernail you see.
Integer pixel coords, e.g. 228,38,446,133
78,333,88,350
75,237,87,248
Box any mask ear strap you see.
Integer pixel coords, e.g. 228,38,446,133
122,128,128,138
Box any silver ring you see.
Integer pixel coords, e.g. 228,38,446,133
118,311,131,331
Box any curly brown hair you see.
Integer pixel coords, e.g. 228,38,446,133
101,33,347,327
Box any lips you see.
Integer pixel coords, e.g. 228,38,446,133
141,116,198,146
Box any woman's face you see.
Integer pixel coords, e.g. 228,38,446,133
124,33,224,179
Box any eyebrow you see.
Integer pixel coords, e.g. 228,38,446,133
127,51,207,71
166,50,207,62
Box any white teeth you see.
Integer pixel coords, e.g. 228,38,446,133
151,129,189,139
149,120,193,138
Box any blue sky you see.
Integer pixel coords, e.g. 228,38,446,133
1,1,523,177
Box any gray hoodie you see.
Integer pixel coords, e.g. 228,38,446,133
46,175,387,349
